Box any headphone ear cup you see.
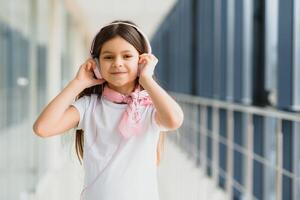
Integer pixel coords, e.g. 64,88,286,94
93,58,103,79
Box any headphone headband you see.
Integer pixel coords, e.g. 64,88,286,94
99,22,152,54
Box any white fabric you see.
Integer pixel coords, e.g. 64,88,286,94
71,94,167,200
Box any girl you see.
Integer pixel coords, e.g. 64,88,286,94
33,20,184,200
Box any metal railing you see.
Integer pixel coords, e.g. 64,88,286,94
170,92,300,200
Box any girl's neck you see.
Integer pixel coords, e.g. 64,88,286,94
107,81,138,95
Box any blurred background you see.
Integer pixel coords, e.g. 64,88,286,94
1,0,300,200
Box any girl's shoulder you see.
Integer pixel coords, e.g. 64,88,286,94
79,93,100,101
75,94,90,101
73,94,100,108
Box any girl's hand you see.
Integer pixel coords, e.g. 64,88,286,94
138,53,158,80
74,58,106,88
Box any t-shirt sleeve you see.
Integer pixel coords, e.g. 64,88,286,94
71,95,90,130
150,106,170,132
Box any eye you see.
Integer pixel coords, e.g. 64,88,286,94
124,55,133,58
104,56,113,59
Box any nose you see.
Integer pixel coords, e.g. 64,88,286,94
112,56,123,67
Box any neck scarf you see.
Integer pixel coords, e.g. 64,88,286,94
102,84,153,138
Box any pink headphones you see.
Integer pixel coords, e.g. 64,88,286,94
92,22,152,79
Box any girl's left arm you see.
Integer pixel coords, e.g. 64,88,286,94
139,76,184,131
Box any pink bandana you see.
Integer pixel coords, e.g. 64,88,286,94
102,84,153,139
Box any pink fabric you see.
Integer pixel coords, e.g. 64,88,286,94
102,84,153,139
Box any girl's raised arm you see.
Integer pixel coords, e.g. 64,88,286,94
33,58,105,137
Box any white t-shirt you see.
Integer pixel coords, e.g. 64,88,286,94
71,94,167,200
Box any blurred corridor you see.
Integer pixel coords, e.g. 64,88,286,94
1,0,300,200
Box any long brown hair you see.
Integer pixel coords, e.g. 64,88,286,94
75,20,165,166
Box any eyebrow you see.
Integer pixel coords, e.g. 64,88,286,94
102,50,133,54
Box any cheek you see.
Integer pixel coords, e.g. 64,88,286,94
130,65,139,76
130,59,139,71
131,64,138,71
99,64,110,78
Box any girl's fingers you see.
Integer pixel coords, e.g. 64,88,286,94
141,57,150,64
86,62,94,71
87,62,91,70
91,62,97,70
139,54,156,62
138,58,145,64
83,58,96,69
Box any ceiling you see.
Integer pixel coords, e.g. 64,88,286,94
74,0,177,39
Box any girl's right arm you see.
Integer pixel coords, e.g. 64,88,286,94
33,58,105,138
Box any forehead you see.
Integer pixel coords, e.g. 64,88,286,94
101,36,138,54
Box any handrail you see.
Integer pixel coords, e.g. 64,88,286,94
169,91,300,200
171,92,300,122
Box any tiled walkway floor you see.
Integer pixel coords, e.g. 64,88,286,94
157,138,227,200
32,137,227,200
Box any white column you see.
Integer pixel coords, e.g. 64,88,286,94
242,0,253,105
46,0,64,171
265,0,279,106
226,0,235,102
28,0,39,195
293,0,300,111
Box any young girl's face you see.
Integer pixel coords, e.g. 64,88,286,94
99,36,140,94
